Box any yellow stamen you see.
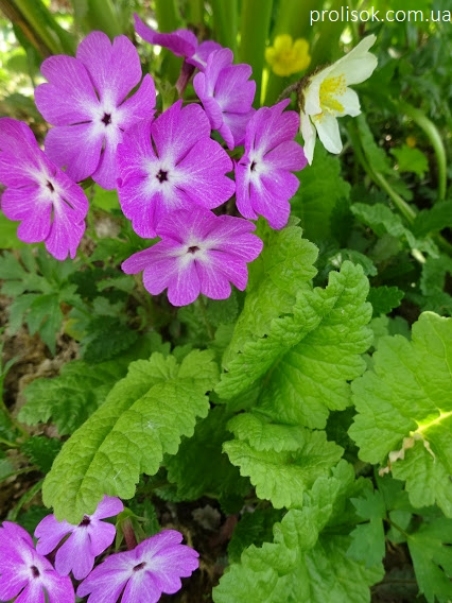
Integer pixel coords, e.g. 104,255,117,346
319,74,346,114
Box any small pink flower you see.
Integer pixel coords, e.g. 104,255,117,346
122,207,263,306
35,496,124,580
0,521,74,602
77,530,199,603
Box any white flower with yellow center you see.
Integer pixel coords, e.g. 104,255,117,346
299,35,377,164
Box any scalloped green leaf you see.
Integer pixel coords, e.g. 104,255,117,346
224,424,343,509
223,221,318,365
349,312,452,516
218,261,372,430
42,350,218,523
214,463,383,603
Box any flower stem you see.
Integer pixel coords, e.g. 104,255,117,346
197,295,215,340
154,0,183,83
122,518,138,550
240,0,273,107
398,101,447,202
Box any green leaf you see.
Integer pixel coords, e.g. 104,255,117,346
218,261,372,430
291,144,351,242
347,491,386,568
214,463,383,603
413,201,452,237
349,312,452,516
0,214,26,249
82,316,138,363
367,285,404,317
19,359,121,435
407,518,452,603
228,507,283,564
391,145,428,177
165,406,250,501
224,417,343,509
21,437,62,473
352,203,438,257
42,350,218,523
223,221,318,365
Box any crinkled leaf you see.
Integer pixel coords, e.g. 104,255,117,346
82,315,138,363
223,221,318,364
228,507,283,564
214,463,382,603
352,202,438,257
407,518,452,603
19,359,123,435
218,261,372,430
43,350,218,523
224,423,343,509
349,312,452,516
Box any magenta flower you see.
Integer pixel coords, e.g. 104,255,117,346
134,14,221,70
77,530,199,603
235,100,307,229
34,496,124,580
193,48,256,149
0,521,74,602
117,100,235,239
122,207,263,306
35,31,155,190
0,118,88,260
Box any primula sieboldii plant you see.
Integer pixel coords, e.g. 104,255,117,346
122,207,263,306
235,99,307,229
117,101,235,239
35,31,156,189
35,495,124,580
0,17,309,307
299,35,378,164
0,118,88,260
0,521,75,602
0,498,198,603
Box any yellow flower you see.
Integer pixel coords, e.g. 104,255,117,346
265,34,311,77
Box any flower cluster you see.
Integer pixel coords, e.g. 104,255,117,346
0,19,379,308
0,496,199,603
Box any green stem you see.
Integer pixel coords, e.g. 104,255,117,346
398,101,447,202
310,0,349,68
82,0,123,38
0,436,19,448
240,0,273,107
197,295,215,340
211,0,238,56
154,0,183,83
187,0,204,26
7,478,43,521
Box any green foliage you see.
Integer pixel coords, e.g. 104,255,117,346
367,285,404,316
82,315,138,363
391,145,428,177
214,463,383,603
0,248,81,354
42,350,219,522
291,144,351,242
165,406,250,503
347,491,386,568
349,312,452,516
413,201,452,237
19,359,122,435
218,260,372,430
21,437,62,473
225,414,343,509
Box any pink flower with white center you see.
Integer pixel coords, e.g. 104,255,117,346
117,100,235,239
34,496,124,580
77,530,199,603
122,207,263,306
235,99,307,229
35,31,156,189
0,521,74,603
193,48,256,149
0,118,88,260
134,14,221,70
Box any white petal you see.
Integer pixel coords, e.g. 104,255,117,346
315,114,343,155
299,111,316,165
336,87,361,117
329,35,377,85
